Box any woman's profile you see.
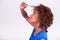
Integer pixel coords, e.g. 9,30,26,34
20,2,53,40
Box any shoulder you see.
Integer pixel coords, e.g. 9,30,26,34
38,30,47,37
37,30,47,40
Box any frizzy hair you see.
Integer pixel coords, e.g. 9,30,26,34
34,4,53,30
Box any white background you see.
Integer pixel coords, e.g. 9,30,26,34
0,0,60,40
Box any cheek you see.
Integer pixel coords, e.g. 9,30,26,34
30,13,39,22
31,16,38,22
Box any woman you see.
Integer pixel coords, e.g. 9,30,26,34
20,2,53,40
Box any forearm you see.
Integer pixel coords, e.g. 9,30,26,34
20,9,29,18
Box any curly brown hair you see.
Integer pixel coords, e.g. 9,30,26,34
34,4,53,30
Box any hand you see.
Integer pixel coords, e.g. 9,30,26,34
20,2,28,9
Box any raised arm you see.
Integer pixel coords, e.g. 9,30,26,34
20,2,36,26
20,9,29,19
20,2,29,20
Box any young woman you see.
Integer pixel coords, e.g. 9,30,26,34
20,2,53,40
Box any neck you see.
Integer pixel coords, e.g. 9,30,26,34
35,27,42,32
34,22,43,32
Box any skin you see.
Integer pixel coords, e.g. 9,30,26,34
20,2,45,40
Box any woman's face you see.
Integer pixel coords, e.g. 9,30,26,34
30,8,39,23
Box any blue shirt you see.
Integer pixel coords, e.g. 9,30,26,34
29,28,48,40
